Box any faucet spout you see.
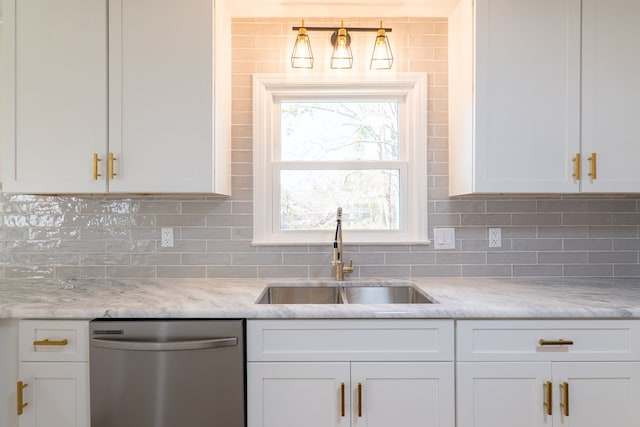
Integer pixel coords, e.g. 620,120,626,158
332,207,354,281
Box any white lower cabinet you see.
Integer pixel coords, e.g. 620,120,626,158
247,319,455,427
0,320,19,427
456,320,640,427
457,362,550,427
17,320,90,427
18,363,89,427
351,362,453,427
248,362,350,427
552,362,640,427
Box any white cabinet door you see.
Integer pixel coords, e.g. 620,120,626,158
457,362,550,427
352,362,454,427
247,362,350,427
552,362,640,427
580,0,640,192
2,0,108,193
0,321,18,427
449,0,581,195
108,0,229,194
18,362,89,427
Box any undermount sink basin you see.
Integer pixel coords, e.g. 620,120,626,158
255,281,435,305
256,286,343,304
342,285,432,304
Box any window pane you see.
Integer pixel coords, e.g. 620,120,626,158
280,170,400,231
280,101,399,161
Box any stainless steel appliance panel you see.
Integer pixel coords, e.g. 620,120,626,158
90,319,245,427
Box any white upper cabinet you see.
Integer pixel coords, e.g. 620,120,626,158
449,0,640,195
580,0,640,193
449,0,581,195
108,0,230,193
2,0,108,193
2,0,231,194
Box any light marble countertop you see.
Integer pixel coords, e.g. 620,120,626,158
1,277,640,319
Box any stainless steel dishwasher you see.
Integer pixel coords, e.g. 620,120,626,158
89,319,245,427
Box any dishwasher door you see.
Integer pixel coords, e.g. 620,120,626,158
90,319,245,427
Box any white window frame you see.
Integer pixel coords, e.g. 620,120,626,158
252,73,428,245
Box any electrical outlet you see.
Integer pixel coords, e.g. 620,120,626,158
489,228,502,248
161,228,174,248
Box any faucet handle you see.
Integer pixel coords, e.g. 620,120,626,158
343,259,354,274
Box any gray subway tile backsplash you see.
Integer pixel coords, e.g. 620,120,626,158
538,252,589,265
563,238,613,251
513,264,564,277
588,251,638,264
564,264,614,277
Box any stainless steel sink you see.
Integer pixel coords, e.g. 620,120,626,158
256,285,343,304
255,281,434,305
342,285,432,304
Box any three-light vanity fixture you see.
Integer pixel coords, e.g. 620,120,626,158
291,20,393,70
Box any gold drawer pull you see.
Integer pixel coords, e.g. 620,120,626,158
33,338,69,347
17,381,28,415
539,339,574,346
560,382,569,416
588,152,597,180
543,381,552,416
572,153,581,180
109,152,117,180
93,153,102,180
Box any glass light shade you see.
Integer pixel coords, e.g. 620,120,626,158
370,28,393,70
291,27,314,68
330,28,353,69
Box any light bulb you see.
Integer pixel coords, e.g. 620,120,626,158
370,23,393,70
331,27,353,69
291,21,314,69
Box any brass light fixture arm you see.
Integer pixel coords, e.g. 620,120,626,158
292,26,392,33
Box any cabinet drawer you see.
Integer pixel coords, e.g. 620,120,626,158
19,320,90,362
457,320,640,361
247,319,454,362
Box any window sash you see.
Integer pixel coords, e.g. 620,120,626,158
277,99,402,162
272,162,409,235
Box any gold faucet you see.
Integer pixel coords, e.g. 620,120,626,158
332,207,354,281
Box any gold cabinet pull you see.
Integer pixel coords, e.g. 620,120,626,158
357,382,363,417
109,152,117,180
559,382,569,416
543,381,552,416
539,338,574,346
588,152,597,180
93,153,102,180
33,338,68,346
572,153,581,180
340,383,345,417
17,381,28,415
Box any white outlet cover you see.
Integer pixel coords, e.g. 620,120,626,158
433,228,455,250
161,227,174,248
488,228,502,248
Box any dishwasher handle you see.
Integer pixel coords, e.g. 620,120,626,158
91,336,238,351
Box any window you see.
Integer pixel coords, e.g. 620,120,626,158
253,74,428,245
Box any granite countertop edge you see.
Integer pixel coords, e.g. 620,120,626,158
1,277,640,320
